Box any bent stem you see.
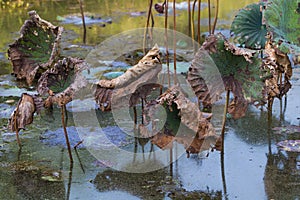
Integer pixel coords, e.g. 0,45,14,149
61,105,73,162
220,89,230,153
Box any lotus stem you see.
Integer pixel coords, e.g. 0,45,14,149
14,109,22,148
221,149,228,200
141,98,144,124
61,105,73,162
164,0,171,87
197,0,201,44
15,129,21,148
187,0,191,36
212,0,219,34
220,89,230,153
208,0,211,34
143,0,154,54
173,0,177,85
77,0,86,44
191,0,197,51
66,162,73,200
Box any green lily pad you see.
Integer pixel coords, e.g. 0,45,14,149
231,3,267,49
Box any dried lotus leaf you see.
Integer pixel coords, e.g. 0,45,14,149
8,11,63,85
95,45,162,110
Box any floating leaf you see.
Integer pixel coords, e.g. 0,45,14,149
37,57,88,107
272,125,300,135
94,45,162,111
230,3,267,49
277,140,300,152
8,11,63,85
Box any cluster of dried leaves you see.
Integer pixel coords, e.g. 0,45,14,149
262,32,292,106
6,10,296,157
188,33,293,119
7,12,88,137
140,86,221,157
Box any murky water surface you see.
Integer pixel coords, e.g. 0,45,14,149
1,0,300,199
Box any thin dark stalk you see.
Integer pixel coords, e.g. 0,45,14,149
279,98,283,125
17,147,22,161
150,11,155,45
268,98,274,112
173,0,177,85
191,0,197,51
220,90,230,153
164,0,170,87
66,162,73,200
77,0,86,44
221,151,228,200
15,128,21,148
208,0,211,34
133,137,138,163
197,0,201,44
169,146,173,177
133,106,137,125
74,148,85,173
141,98,144,124
284,94,287,114
14,107,22,148
143,0,153,54
267,106,272,154
61,105,73,162
74,140,83,149
211,0,219,34
187,0,191,36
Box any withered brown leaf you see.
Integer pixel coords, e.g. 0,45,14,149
8,11,63,85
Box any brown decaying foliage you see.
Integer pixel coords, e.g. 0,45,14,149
140,86,221,156
94,44,162,111
37,57,88,107
8,11,63,85
263,32,292,103
9,93,43,132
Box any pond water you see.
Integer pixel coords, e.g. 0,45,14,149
0,0,300,200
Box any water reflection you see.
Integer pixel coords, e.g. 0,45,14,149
264,150,300,200
93,168,222,199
